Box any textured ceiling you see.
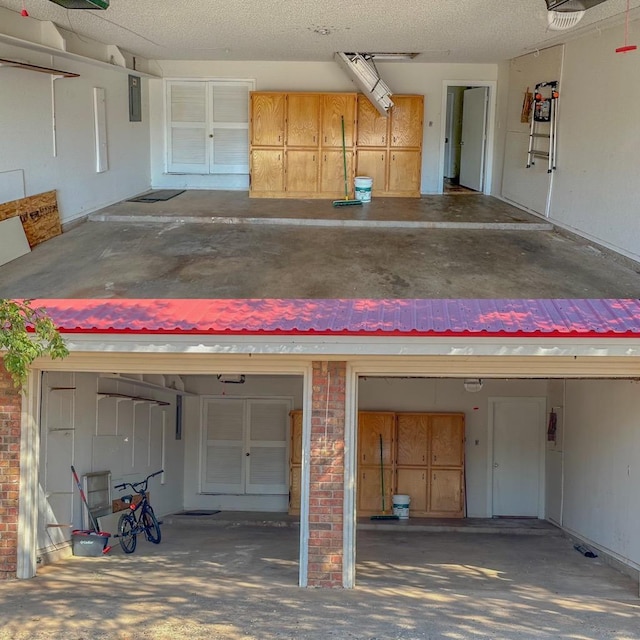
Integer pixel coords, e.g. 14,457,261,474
0,0,638,62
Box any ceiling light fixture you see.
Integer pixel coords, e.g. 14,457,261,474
464,378,483,393
368,52,420,61
48,0,109,9
216,374,245,384
547,10,585,29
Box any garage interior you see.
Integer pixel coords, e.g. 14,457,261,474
34,365,640,594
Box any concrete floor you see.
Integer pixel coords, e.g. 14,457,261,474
1,192,639,298
0,520,638,639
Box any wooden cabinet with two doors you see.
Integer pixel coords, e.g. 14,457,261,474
288,410,465,517
355,95,424,197
250,92,356,198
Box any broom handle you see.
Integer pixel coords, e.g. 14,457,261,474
341,115,348,199
379,433,386,513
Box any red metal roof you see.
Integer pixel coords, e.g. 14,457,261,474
27,299,640,338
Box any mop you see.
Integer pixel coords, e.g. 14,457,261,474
370,434,399,520
332,115,363,207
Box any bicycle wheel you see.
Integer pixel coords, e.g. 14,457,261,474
118,513,137,554
141,505,161,544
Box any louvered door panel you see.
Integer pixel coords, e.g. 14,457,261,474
202,399,245,493
246,399,290,494
210,81,250,173
167,82,209,173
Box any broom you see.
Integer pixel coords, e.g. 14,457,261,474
332,115,363,207
370,434,399,520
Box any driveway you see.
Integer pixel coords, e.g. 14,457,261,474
0,521,638,639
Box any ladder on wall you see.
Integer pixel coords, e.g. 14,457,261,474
526,81,559,173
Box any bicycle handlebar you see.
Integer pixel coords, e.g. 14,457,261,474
115,469,164,492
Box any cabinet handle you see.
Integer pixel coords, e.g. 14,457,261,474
433,454,437,462
278,135,281,142
313,135,316,143
325,135,327,143
278,154,281,161
313,155,315,162
382,136,385,144
381,154,384,161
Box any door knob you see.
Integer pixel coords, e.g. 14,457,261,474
493,462,499,468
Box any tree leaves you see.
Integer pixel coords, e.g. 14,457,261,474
0,300,69,389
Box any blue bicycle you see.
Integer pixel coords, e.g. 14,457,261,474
114,470,163,554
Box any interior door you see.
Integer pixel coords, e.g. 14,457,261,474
459,87,488,191
490,398,545,517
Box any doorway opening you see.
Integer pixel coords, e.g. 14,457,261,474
439,81,496,195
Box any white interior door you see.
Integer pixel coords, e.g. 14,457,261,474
459,87,488,191
444,93,455,178
490,397,545,517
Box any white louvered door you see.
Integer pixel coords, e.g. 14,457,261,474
209,82,250,174
167,82,209,173
202,398,245,493
246,400,289,494
201,397,291,495
167,80,252,175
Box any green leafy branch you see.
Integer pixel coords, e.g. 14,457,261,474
0,300,69,389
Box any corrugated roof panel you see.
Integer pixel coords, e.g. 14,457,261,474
24,299,640,337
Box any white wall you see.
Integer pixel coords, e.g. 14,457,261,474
37,371,184,553
562,379,640,572
149,60,498,193
0,43,151,224
500,45,564,215
358,377,549,518
181,374,303,512
500,17,640,262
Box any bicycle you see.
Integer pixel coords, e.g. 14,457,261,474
114,470,163,554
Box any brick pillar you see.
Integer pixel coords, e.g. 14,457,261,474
0,364,21,579
307,361,346,588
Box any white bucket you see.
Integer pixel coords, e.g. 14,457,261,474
392,494,410,520
354,176,373,203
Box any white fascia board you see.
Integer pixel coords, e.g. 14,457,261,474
54,333,640,358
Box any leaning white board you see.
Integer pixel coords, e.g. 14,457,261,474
0,217,30,267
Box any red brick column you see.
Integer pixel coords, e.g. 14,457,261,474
307,361,346,588
0,363,21,579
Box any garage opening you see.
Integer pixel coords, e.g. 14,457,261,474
352,375,640,592
36,370,304,585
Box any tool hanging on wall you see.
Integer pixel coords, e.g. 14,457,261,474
526,81,559,173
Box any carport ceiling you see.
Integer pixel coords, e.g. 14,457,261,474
0,0,638,62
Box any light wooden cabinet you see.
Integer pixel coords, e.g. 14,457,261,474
287,409,464,518
355,94,424,197
250,91,422,198
395,413,465,518
250,93,285,146
289,410,303,514
285,150,318,194
321,94,356,147
321,150,353,194
250,91,357,199
250,149,284,192
286,94,320,147
358,412,395,515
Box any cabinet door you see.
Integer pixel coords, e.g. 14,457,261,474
321,94,356,147
358,412,395,466
251,149,284,192
287,94,320,147
321,150,353,195
388,151,421,195
396,468,427,513
396,414,428,466
289,465,301,514
357,96,388,147
429,469,463,515
251,93,285,146
358,467,394,514
356,150,387,194
290,411,303,465
430,414,464,466
285,150,318,193
390,96,424,148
